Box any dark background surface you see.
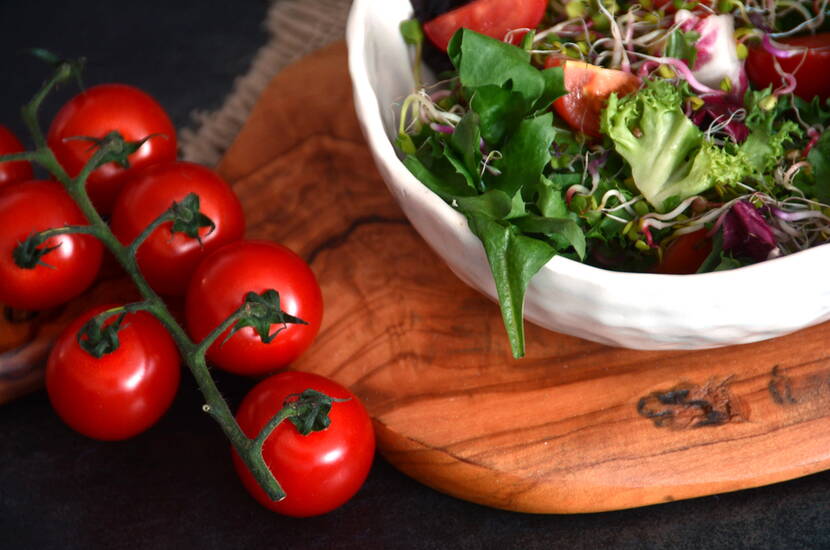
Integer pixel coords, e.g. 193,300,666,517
1,1,830,549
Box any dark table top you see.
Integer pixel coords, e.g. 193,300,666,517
1,1,829,548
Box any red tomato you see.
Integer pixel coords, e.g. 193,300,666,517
46,304,181,441
111,161,245,296
423,0,547,51
655,229,713,274
185,240,323,375
0,180,103,310
0,125,33,186
546,57,641,137
47,84,177,214
746,33,830,101
231,371,375,517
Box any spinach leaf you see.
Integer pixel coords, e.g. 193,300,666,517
465,212,556,358
470,85,527,145
511,215,587,260
532,66,567,115
489,112,557,196
449,111,483,189
450,29,545,105
806,131,830,203
533,174,580,218
456,190,513,218
403,155,475,200
404,30,581,358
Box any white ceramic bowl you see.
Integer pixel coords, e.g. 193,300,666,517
346,0,830,350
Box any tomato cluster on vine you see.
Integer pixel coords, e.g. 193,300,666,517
0,74,373,517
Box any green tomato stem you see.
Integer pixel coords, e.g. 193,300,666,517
193,308,246,358
0,151,40,164
32,224,103,240
127,210,175,257
17,61,291,503
21,61,75,149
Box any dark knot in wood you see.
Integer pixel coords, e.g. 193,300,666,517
637,377,747,430
768,365,797,406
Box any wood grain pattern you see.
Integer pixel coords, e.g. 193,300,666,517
218,42,830,513
4,41,830,513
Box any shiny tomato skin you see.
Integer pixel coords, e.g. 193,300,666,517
746,33,830,101
46,305,181,441
185,240,323,376
546,57,641,137
0,125,33,186
655,229,713,274
0,180,103,310
47,83,177,214
231,371,375,517
110,161,245,296
423,0,547,51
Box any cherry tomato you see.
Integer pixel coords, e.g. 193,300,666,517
231,371,375,517
746,33,830,101
0,125,33,186
46,304,181,441
185,240,323,376
111,161,245,296
546,57,641,137
655,228,713,274
0,180,103,310
47,83,177,214
423,0,547,51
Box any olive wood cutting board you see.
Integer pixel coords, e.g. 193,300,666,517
4,41,830,513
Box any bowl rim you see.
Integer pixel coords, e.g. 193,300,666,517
345,0,830,289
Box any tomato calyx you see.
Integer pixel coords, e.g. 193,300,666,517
126,191,217,258
224,289,309,346
27,48,86,89
76,308,129,358
12,222,102,270
235,383,346,504
12,231,63,269
284,389,349,435
66,130,167,172
169,192,216,243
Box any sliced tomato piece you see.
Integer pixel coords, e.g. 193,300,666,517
545,57,641,138
655,229,713,274
746,32,830,101
423,0,547,52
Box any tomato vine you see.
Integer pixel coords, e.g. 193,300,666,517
0,55,330,503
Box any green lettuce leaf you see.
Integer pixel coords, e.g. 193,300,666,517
602,79,751,212
465,213,556,358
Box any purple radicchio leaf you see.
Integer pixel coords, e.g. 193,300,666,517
721,200,777,261
689,94,750,143
674,11,747,94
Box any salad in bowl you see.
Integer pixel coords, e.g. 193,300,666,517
347,0,830,357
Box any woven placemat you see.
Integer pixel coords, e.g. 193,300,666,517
179,0,353,167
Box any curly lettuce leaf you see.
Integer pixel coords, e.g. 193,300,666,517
741,89,802,176
602,79,750,212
